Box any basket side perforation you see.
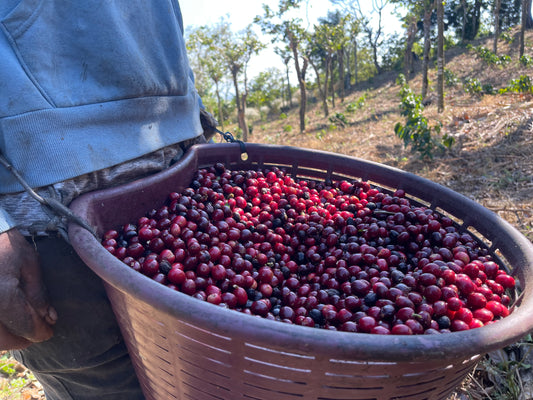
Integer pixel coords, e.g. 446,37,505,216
241,379,306,398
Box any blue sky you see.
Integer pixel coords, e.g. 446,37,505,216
180,0,335,32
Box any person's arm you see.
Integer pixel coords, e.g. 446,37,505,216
0,226,57,350
200,108,218,142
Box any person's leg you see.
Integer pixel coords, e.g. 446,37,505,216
13,235,144,400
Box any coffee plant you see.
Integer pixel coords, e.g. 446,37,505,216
329,112,349,129
520,55,533,67
315,129,326,140
499,28,514,44
482,83,495,95
463,77,483,95
467,45,511,66
283,124,293,133
444,68,459,87
0,352,36,398
511,75,533,93
346,93,367,113
0,354,16,377
394,75,451,159
500,75,533,94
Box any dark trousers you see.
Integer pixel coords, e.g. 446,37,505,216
13,236,144,400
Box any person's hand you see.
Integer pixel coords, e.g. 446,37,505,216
0,229,57,350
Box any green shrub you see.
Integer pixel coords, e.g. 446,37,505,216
394,74,452,159
0,354,17,377
283,124,293,132
467,45,511,66
463,77,483,94
444,68,459,87
507,75,533,94
329,112,349,128
500,28,514,44
315,129,326,140
499,54,512,64
346,93,367,112
482,83,495,95
520,55,533,67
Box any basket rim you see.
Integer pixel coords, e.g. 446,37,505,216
68,143,533,362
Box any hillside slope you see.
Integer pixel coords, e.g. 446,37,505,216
241,29,532,246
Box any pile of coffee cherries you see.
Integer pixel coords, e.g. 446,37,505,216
101,163,516,335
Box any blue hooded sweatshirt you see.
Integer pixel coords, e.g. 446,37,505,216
0,0,203,232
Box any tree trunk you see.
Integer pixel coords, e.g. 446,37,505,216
330,57,336,109
232,71,248,142
472,0,482,39
215,81,224,130
289,32,306,133
437,0,445,113
338,47,345,103
461,0,482,41
309,59,329,117
526,0,533,29
232,71,241,128
422,1,433,100
493,0,501,54
370,31,381,74
300,59,308,133
345,47,352,90
311,59,328,117
238,101,248,142
353,38,358,86
461,0,468,41
285,62,293,109
519,0,529,57
404,19,417,78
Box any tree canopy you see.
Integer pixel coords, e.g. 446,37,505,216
185,0,533,137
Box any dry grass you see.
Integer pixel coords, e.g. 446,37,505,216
0,351,44,399
2,29,532,400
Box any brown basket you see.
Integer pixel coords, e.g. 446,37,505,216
68,143,533,400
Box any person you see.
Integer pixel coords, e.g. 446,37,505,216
0,1,216,398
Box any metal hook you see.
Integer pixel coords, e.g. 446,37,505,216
214,128,248,161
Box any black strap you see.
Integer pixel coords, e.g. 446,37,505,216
0,152,97,238
214,128,248,161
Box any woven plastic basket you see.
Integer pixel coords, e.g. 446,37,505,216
68,143,533,400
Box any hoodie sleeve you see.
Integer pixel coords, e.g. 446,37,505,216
0,207,16,234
